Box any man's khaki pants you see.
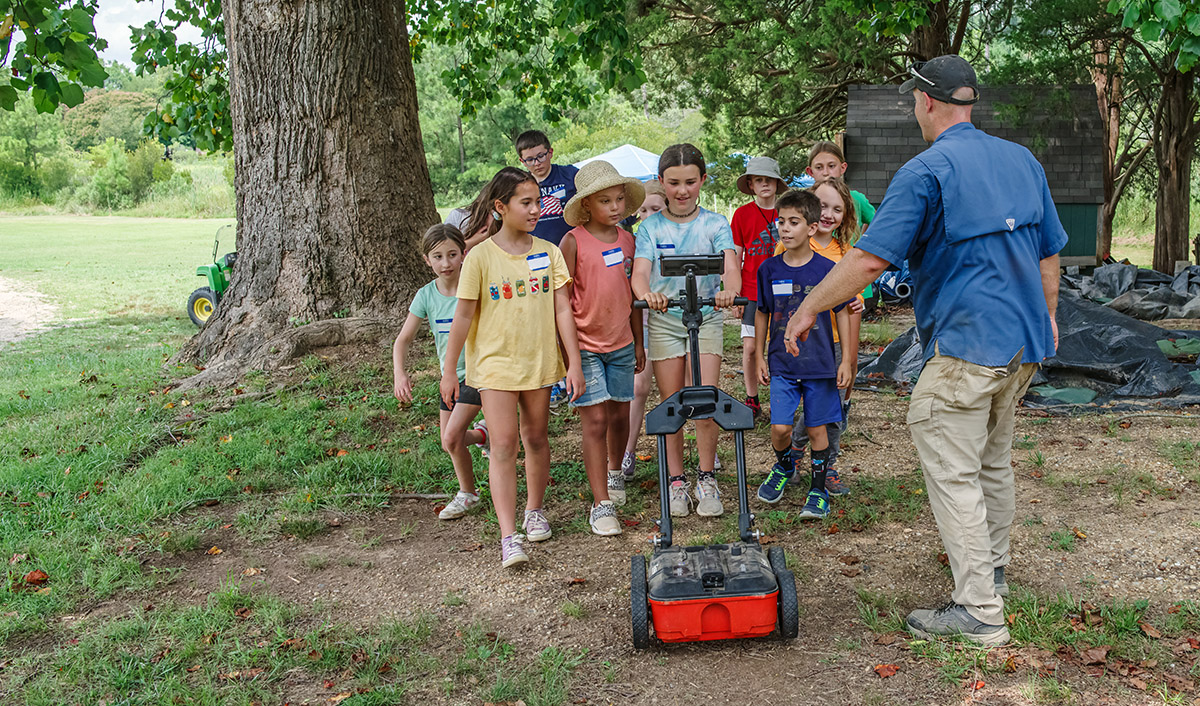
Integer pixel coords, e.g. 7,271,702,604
906,350,1038,625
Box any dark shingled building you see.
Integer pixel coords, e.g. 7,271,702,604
844,85,1104,267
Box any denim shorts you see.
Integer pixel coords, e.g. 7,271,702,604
770,375,842,428
571,343,636,407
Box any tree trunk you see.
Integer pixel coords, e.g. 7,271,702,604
174,0,436,380
1092,37,1122,259
1152,67,1198,273
911,1,952,61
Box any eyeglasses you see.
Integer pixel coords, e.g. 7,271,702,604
908,62,935,86
521,150,550,166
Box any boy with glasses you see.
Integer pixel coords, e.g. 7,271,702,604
515,130,580,247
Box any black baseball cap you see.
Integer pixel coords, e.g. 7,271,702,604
899,55,979,105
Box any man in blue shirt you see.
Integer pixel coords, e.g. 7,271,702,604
783,55,1067,647
515,130,579,247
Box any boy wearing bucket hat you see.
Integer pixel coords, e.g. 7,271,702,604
560,160,647,536
732,156,789,420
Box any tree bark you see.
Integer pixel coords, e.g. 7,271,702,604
1152,67,1199,273
911,0,952,61
173,0,436,378
1092,37,1122,259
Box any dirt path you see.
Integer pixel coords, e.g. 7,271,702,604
0,276,55,344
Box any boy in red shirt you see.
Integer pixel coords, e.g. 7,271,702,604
732,156,788,419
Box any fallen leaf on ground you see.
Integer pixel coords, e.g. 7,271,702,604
242,567,262,576
1072,527,1087,539
219,668,264,681
220,435,232,443
565,577,586,586
1165,674,1195,692
826,523,839,535
874,633,900,646
1128,677,1148,690
838,555,861,565
23,569,48,586
937,553,949,566
323,679,336,689
621,519,640,527
8,554,27,565
206,546,223,555
967,679,985,691
1189,638,1200,650
1139,622,1162,639
307,649,323,661
329,694,353,705
186,664,201,673
235,606,252,620
759,535,777,545
1080,645,1110,666
637,454,652,462
874,663,900,678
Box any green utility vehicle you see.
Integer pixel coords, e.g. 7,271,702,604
188,224,237,327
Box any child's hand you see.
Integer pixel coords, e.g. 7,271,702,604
439,370,459,409
849,297,865,315
758,356,771,386
634,341,646,374
713,290,737,309
394,373,413,403
565,366,586,402
836,359,853,389
644,292,670,311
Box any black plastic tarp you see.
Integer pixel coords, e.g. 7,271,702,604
1063,263,1200,320
856,290,1200,411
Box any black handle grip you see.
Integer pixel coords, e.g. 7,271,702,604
633,296,749,310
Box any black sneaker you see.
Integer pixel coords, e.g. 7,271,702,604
994,567,1009,597
906,602,1010,647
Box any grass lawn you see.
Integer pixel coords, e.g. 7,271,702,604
0,216,235,320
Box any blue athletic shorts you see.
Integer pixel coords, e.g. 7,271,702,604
769,376,843,428
572,343,636,407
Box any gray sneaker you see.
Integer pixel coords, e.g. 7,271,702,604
906,602,1010,647
668,478,691,517
695,476,724,517
994,567,1009,597
607,470,627,505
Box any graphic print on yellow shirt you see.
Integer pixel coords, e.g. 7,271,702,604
458,238,572,391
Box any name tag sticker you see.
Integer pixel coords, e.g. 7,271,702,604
602,247,624,267
527,253,551,271
434,317,452,334
772,280,793,296
656,242,676,252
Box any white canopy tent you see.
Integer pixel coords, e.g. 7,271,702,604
574,144,660,182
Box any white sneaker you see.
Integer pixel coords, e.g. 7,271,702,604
438,491,480,520
607,470,627,505
589,501,622,536
669,478,691,517
695,476,724,517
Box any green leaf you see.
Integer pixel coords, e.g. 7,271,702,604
1123,3,1141,27
59,81,84,107
1186,13,1200,35
0,85,17,111
67,7,94,34
32,71,60,95
1159,0,1182,22
1141,19,1164,40
79,62,107,88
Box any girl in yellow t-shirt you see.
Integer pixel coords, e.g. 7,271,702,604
440,167,585,569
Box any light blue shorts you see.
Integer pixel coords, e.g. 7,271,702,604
572,343,636,407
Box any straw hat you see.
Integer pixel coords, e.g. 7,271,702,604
563,160,647,227
736,156,789,196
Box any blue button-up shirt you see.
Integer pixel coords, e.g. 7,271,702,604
855,123,1068,367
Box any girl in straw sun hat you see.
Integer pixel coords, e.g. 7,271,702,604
559,160,647,536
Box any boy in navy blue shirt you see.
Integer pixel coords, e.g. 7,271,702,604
754,190,853,518
516,130,579,247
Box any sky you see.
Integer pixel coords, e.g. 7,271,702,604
95,0,204,66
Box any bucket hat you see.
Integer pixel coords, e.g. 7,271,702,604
736,156,789,196
563,160,647,227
